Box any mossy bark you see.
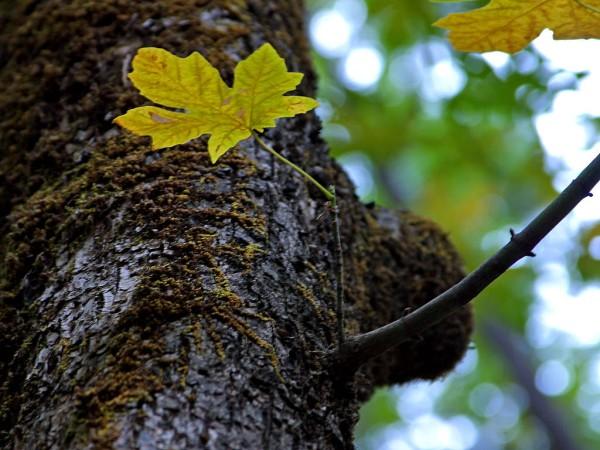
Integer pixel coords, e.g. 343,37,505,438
0,1,472,449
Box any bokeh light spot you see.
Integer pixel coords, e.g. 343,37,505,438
589,236,600,260
341,46,384,91
535,360,570,396
310,10,352,57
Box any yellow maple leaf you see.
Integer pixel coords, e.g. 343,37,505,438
114,43,318,163
434,0,600,53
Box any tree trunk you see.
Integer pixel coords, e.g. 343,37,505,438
0,1,473,449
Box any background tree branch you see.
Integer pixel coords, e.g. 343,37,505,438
483,319,582,450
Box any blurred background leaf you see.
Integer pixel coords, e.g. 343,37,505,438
306,0,600,449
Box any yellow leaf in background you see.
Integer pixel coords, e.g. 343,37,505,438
114,44,318,163
434,0,600,53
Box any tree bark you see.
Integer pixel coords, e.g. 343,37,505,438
0,1,473,449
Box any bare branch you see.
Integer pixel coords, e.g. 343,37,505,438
331,151,600,371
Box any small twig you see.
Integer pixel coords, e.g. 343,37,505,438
252,133,346,346
330,151,600,371
331,186,345,348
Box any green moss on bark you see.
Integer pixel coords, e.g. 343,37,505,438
0,0,306,444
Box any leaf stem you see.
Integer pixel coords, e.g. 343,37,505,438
331,185,345,348
252,132,334,201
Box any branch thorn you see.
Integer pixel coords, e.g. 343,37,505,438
509,228,535,257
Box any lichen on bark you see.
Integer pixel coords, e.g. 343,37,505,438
0,1,472,449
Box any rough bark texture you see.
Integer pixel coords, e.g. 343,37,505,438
0,1,473,449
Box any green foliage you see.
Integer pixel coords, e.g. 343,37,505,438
354,388,401,436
